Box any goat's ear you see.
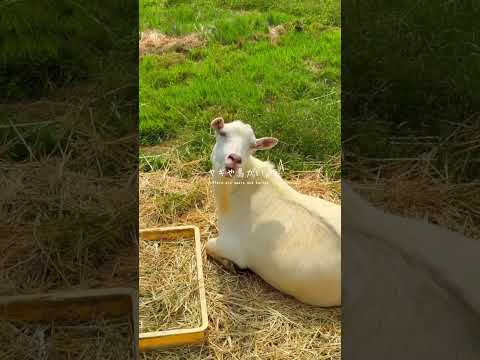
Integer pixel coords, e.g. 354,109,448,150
252,137,278,150
211,117,224,131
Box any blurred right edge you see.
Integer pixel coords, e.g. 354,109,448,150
341,0,480,359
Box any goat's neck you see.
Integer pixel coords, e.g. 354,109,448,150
243,156,297,196
242,155,269,172
212,156,296,216
212,156,261,215
212,175,235,215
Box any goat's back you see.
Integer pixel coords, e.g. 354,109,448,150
342,182,480,358
241,185,341,306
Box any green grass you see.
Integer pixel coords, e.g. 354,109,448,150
140,0,340,33
156,187,205,216
140,0,340,173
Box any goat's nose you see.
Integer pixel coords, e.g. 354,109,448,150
227,154,242,164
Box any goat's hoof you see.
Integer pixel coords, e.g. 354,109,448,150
205,238,217,256
217,258,238,274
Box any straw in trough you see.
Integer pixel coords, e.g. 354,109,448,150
139,238,201,333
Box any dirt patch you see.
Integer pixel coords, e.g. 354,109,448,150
139,30,204,57
268,25,287,45
304,58,325,74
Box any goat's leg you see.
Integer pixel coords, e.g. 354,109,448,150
206,237,238,273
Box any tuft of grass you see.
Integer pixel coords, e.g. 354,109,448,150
140,154,171,172
140,0,339,34
156,187,204,216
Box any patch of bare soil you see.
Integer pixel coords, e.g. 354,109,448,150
268,25,287,45
304,58,324,74
139,30,204,57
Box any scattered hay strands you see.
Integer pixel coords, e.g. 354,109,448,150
1,91,137,357
345,120,480,240
349,165,480,240
140,129,480,358
0,317,134,360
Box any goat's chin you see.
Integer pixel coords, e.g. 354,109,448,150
211,166,236,178
224,166,236,177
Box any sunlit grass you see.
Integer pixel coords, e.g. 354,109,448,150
140,0,340,172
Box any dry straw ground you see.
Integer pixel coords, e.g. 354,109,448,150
139,120,480,359
139,154,342,360
345,120,480,241
1,96,137,359
1,317,133,360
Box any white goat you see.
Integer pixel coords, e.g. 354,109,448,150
205,117,341,307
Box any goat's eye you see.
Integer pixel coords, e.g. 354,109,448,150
219,131,226,137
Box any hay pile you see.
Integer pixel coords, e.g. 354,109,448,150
345,120,480,240
1,98,137,294
140,238,201,333
139,167,341,360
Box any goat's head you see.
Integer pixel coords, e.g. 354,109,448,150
210,117,278,176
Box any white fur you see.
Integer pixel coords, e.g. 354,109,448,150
342,181,480,358
206,120,341,307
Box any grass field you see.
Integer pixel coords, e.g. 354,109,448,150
140,0,341,174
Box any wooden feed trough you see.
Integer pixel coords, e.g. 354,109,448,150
0,287,138,355
0,225,209,354
139,225,208,352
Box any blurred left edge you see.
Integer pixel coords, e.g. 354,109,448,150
0,287,138,354
0,0,139,358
